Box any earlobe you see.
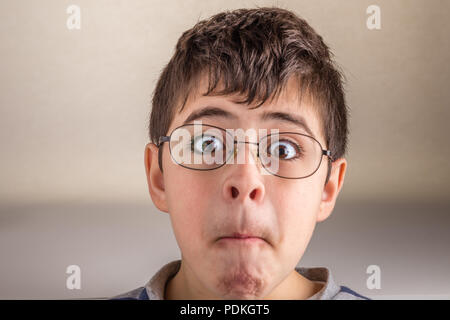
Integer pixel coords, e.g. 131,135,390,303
317,158,347,222
144,142,169,213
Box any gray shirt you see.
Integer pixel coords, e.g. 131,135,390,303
111,259,370,300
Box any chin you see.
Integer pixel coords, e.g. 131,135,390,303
214,265,267,299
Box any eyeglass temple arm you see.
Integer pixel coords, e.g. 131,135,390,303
323,149,333,161
157,136,170,148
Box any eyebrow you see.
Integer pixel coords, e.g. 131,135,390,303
182,106,238,124
182,106,315,138
260,111,315,138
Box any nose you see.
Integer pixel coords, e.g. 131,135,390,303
222,141,266,204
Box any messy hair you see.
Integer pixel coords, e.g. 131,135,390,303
149,6,348,184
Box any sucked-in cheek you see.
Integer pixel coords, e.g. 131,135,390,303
165,171,210,255
278,186,320,261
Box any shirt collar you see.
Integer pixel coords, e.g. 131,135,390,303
144,259,340,300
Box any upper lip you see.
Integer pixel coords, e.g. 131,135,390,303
222,232,262,239
231,233,258,238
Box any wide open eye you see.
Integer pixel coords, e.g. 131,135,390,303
191,134,224,155
268,139,301,160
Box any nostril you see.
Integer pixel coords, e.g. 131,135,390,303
231,186,239,198
250,189,257,199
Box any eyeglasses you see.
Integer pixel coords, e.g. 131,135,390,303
157,123,333,179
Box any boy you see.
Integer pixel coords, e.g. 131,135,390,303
112,6,370,300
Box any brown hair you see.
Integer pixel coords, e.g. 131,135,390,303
149,6,348,184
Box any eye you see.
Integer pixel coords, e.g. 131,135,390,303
191,135,224,154
268,139,301,160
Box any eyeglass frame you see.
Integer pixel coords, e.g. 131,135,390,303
156,123,334,180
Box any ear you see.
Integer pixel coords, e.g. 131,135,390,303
144,142,169,213
317,158,347,223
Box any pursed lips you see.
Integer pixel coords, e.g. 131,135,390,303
217,232,266,243
228,232,260,239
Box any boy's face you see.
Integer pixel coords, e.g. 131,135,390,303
145,76,347,299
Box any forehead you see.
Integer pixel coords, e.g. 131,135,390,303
171,75,325,145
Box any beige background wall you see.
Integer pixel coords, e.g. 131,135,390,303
0,0,449,299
